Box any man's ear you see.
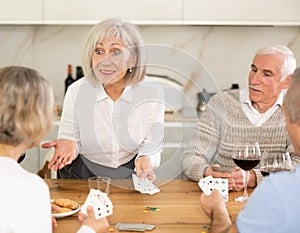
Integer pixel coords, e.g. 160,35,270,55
282,75,292,89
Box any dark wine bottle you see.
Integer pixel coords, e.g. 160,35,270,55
76,66,84,81
65,64,74,94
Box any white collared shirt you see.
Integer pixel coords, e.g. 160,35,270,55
58,77,165,168
239,88,285,126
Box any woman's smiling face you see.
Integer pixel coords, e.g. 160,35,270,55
92,37,134,87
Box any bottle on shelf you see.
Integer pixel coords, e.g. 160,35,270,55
75,66,84,81
65,64,74,94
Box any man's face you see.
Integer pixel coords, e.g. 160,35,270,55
248,54,287,107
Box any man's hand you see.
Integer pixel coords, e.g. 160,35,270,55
42,139,77,171
204,164,256,191
135,156,156,182
200,190,232,233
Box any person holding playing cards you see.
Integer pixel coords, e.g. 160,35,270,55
200,68,300,232
181,45,297,191
0,66,109,233
42,18,164,181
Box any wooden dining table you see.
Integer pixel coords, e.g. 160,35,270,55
45,179,253,233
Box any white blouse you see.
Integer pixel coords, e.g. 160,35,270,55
58,76,165,168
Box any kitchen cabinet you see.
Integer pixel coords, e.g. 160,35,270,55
0,0,43,24
182,0,300,25
44,0,182,25
1,0,300,25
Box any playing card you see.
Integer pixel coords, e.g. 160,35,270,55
213,178,228,202
81,189,113,219
198,176,228,202
198,175,214,195
132,174,160,195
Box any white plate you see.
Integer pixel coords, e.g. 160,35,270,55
51,199,80,219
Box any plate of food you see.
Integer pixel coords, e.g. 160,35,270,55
51,198,80,219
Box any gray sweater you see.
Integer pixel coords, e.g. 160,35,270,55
181,89,295,183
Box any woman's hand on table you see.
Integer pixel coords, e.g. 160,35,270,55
78,206,110,233
51,203,60,228
42,139,77,171
135,156,156,182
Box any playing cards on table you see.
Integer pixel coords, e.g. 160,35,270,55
81,189,113,219
198,175,228,202
132,174,160,195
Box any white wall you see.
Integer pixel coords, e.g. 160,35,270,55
1,24,299,106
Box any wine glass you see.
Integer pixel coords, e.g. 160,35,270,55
232,142,261,202
260,151,291,176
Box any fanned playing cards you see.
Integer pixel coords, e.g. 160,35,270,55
132,174,160,195
198,175,228,202
81,189,113,219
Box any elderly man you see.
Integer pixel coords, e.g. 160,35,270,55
181,45,297,191
200,67,300,232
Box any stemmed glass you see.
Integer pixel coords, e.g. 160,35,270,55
232,142,261,202
260,151,291,176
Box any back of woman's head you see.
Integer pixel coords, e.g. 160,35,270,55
0,66,54,147
283,68,300,123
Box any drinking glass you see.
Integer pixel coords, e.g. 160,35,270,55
260,151,291,176
88,176,111,195
232,142,261,202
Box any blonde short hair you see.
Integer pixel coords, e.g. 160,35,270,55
81,18,146,86
0,66,54,146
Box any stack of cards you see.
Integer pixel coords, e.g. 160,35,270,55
132,174,160,195
198,175,228,202
81,189,113,219
115,223,155,232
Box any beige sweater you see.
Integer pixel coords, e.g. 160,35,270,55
181,89,295,183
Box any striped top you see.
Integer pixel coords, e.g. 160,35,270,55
181,89,296,184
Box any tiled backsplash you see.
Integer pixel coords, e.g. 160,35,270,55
1,24,300,108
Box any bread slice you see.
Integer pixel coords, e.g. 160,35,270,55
54,198,79,210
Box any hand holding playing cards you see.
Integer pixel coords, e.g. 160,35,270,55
200,189,227,218
135,156,156,182
200,190,234,233
81,189,113,219
79,206,110,233
204,164,254,191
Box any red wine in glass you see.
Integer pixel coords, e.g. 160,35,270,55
232,142,261,202
260,167,290,176
232,157,260,171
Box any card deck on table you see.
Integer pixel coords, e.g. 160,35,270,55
81,189,113,219
198,175,228,202
132,174,160,195
115,223,156,232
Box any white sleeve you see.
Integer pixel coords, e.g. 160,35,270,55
58,84,81,153
77,225,96,233
137,88,165,168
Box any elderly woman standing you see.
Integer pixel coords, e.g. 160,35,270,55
43,18,165,181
